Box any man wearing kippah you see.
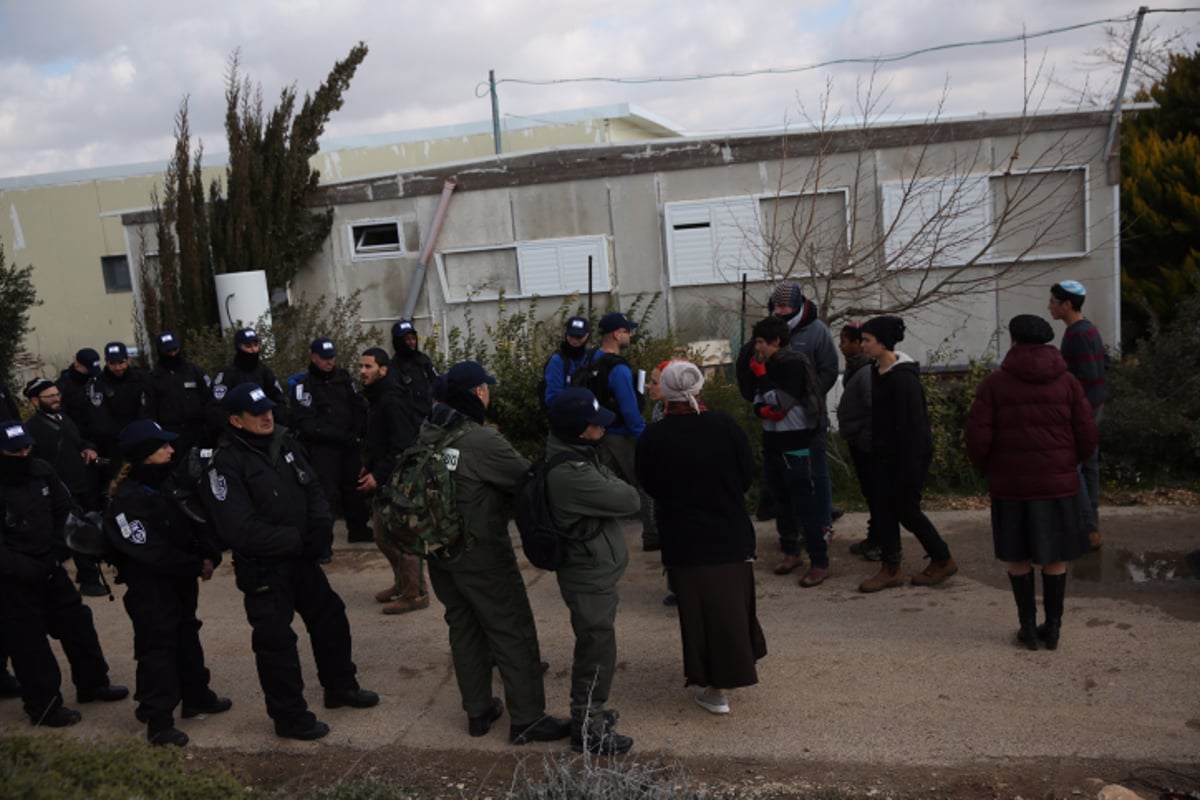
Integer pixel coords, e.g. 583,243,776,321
1048,280,1108,550
22,378,106,596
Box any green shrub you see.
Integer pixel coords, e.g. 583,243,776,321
0,733,243,799
428,292,667,457
921,359,993,495
1102,290,1200,486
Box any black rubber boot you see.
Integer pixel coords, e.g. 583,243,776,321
1038,572,1066,651
1008,572,1038,651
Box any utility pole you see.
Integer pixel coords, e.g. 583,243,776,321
1104,5,1149,182
489,70,502,156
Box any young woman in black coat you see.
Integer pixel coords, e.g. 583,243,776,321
106,420,231,746
857,316,957,593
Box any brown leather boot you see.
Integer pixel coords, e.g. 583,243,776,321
911,557,958,587
859,562,904,593
382,594,431,615
398,554,426,598
374,587,398,603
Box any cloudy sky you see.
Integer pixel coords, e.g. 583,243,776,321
0,1,1196,180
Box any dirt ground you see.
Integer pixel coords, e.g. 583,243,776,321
2,503,1198,799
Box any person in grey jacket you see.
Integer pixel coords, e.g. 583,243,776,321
545,388,640,756
836,323,881,561
770,282,838,536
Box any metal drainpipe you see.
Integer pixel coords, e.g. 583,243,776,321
401,178,457,321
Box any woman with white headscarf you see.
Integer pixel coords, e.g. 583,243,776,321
635,361,766,716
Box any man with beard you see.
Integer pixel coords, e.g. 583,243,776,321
55,349,102,438
390,319,438,430
578,312,658,551
0,419,128,728
291,338,372,547
210,329,286,429
357,348,426,614
202,383,378,740
21,379,106,596
88,342,148,464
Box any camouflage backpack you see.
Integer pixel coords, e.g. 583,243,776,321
375,420,476,561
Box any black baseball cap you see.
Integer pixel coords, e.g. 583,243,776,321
104,342,129,362
445,360,496,389
0,420,35,451
549,388,615,429
598,312,638,335
223,382,277,415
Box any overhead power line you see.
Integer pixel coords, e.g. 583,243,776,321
475,7,1200,97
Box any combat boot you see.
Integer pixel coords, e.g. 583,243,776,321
859,562,903,593
382,594,430,615
911,557,958,586
148,725,189,747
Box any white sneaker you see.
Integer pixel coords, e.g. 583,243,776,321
694,689,730,715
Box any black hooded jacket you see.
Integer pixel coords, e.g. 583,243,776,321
362,374,418,485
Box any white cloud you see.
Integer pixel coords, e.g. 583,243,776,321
0,0,1195,178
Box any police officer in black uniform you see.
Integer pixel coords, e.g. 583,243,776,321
0,419,127,727
0,386,22,698
144,332,213,458
210,328,286,424
291,338,372,545
390,319,439,431
88,341,148,461
201,383,377,740
22,378,106,595
106,419,231,746
56,348,101,437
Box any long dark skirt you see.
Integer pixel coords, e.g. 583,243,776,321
669,561,767,690
991,496,1086,564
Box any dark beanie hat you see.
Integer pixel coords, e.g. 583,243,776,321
1009,314,1055,345
861,315,905,351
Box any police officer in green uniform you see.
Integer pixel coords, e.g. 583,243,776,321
422,361,570,745
545,388,640,755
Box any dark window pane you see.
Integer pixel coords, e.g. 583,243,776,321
101,255,132,293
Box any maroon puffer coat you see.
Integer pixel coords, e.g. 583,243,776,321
965,343,1096,500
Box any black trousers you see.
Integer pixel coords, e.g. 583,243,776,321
308,444,372,539
122,574,214,729
848,445,879,544
869,456,951,565
0,566,111,721
235,559,358,728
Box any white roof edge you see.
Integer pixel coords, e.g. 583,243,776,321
0,103,686,190
1,102,1139,192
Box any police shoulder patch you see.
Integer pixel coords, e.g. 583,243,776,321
208,469,228,502
116,513,147,545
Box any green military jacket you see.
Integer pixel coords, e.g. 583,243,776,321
418,408,529,572
543,433,640,593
